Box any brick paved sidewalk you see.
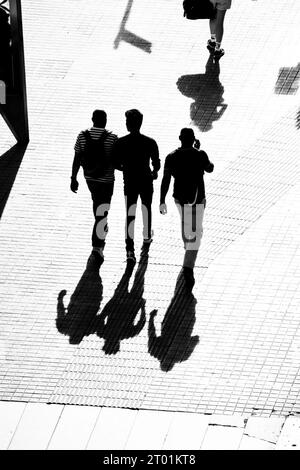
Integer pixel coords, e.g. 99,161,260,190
1,401,300,450
0,0,300,449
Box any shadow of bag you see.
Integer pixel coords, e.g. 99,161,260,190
183,0,217,19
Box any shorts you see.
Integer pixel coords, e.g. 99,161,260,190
210,0,232,10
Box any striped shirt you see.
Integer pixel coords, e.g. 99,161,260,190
74,127,118,183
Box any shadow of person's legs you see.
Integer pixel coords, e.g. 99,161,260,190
56,255,103,344
148,270,199,372
96,245,150,355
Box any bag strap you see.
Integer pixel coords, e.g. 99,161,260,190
83,129,110,145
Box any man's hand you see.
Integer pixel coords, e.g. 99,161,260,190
70,177,79,193
150,309,158,319
151,170,158,180
194,139,200,150
159,203,167,215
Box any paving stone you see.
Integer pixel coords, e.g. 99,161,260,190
8,403,63,450
124,409,174,450
239,434,276,450
244,417,285,444
201,424,244,450
47,405,100,450
276,417,300,449
162,413,210,450
86,407,138,450
0,402,26,450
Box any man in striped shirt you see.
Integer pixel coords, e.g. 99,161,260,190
71,109,118,264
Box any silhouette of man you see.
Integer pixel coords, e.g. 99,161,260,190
160,128,214,289
70,110,118,264
113,109,160,263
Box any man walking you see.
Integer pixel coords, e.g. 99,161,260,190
70,109,118,264
113,109,160,263
160,128,214,289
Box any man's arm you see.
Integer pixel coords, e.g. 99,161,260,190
70,152,81,192
202,151,214,173
70,132,84,192
150,140,161,179
160,159,172,214
160,166,171,204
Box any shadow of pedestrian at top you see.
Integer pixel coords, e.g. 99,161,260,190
95,245,150,355
177,54,227,132
56,254,103,345
148,270,199,372
114,0,152,53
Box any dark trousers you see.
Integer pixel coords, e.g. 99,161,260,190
125,183,153,252
86,180,114,249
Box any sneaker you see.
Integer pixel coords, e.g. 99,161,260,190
143,230,154,245
207,39,216,53
213,48,225,61
126,250,136,263
183,267,195,290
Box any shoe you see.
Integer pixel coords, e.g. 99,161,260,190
207,39,216,53
143,230,154,245
213,48,225,61
126,250,136,263
183,267,195,290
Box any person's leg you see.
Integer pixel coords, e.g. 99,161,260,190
125,188,138,254
175,200,186,248
140,183,153,242
208,6,228,56
182,202,205,269
86,181,114,258
210,9,227,45
175,201,196,289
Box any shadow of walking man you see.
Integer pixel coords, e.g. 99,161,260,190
177,54,227,132
95,245,150,355
56,254,103,345
148,271,199,372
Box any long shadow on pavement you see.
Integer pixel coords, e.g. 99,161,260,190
114,0,152,53
148,270,199,372
177,54,227,132
0,142,28,219
94,244,150,354
56,254,103,344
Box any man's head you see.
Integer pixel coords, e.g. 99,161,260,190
125,109,143,132
179,128,196,147
92,109,107,128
